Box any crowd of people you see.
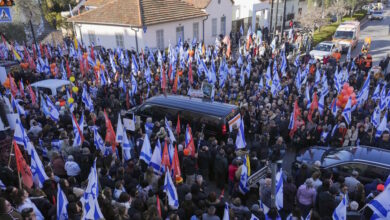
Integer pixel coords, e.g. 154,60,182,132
0,24,389,220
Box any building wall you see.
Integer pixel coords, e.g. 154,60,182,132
142,17,205,50
75,23,141,50
203,0,233,45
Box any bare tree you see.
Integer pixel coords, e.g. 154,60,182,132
328,0,349,22
298,6,329,32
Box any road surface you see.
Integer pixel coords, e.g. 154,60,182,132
348,6,390,65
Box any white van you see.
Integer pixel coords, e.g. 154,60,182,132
332,21,360,53
30,79,71,96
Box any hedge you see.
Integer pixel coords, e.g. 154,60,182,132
313,10,367,45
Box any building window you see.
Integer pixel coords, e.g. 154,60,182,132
212,18,217,37
156,30,164,50
115,33,124,48
193,22,199,41
176,26,184,45
88,30,96,45
220,16,226,36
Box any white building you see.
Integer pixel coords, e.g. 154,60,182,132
69,0,208,51
183,0,234,45
68,0,233,51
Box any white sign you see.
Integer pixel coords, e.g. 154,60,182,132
228,114,241,132
123,118,135,131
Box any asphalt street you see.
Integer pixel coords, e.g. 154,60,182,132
347,6,390,65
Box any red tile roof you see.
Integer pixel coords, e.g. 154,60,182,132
84,0,110,7
69,0,208,26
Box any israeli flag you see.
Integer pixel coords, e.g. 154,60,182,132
72,114,83,147
271,70,281,97
315,69,321,86
379,87,387,111
305,86,311,109
82,86,94,112
30,147,49,188
371,106,381,128
45,96,59,122
240,66,245,87
331,99,339,118
240,24,244,36
275,169,283,210
165,117,176,143
100,70,107,86
295,67,302,92
80,159,104,220
368,183,390,219
145,122,154,137
57,183,68,220
140,134,152,164
372,84,381,101
259,200,270,214
321,74,329,97
280,53,287,77
237,55,243,67
109,53,117,73
236,118,246,149
116,114,124,143
265,64,272,90
150,139,163,175
375,111,388,138
239,157,249,194
11,96,26,117
223,203,230,220
332,195,348,220
93,126,105,152
342,97,352,125
14,118,33,154
164,170,179,209
294,55,300,67
132,55,139,74
358,74,370,106
122,128,132,161
318,93,325,115
145,65,152,84
346,46,351,61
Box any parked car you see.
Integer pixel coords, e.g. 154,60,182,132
309,41,340,61
369,10,384,20
126,95,240,138
293,146,390,184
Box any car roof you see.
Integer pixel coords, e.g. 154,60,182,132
144,95,239,118
321,146,390,168
318,41,334,45
30,79,71,89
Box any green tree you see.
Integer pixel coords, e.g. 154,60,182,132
42,0,77,29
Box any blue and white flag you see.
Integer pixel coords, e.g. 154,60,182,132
72,114,83,147
259,200,270,214
122,128,132,161
140,134,152,164
265,64,272,90
132,55,139,74
82,86,94,112
45,96,59,122
368,184,390,219
371,106,381,128
294,55,300,67
165,117,176,143
14,118,33,154
93,126,105,152
346,46,351,62
250,214,259,220
57,183,68,220
357,74,370,106
223,203,230,220
295,67,302,93
315,69,321,86
321,74,329,97
332,195,348,220
11,96,26,117
80,159,104,220
385,174,390,188
375,111,388,138
240,24,244,36
30,147,49,188
372,84,381,101
271,70,281,97
150,139,163,175
342,97,352,125
115,114,124,143
164,170,179,209
236,118,246,149
239,157,249,194
305,86,311,109
275,169,283,210
379,87,387,111
240,66,245,87
318,93,325,115
331,99,339,118
280,52,287,77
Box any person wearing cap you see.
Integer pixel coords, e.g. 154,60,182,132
64,155,81,177
345,170,361,193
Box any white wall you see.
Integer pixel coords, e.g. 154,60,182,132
75,23,141,50
232,0,260,20
142,17,204,50
203,0,233,45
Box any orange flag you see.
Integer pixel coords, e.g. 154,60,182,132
9,75,18,97
28,85,36,105
104,109,117,151
13,141,33,188
156,195,162,217
308,92,318,122
172,144,181,178
176,114,180,135
161,141,170,168
172,72,179,94
186,124,196,156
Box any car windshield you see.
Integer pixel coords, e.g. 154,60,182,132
322,150,353,166
334,31,354,39
373,11,382,14
314,44,332,51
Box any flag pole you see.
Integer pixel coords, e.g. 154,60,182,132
18,171,22,189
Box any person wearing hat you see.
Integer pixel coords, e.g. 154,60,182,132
64,155,81,177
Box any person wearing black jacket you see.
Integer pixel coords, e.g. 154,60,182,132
198,146,211,181
315,180,337,220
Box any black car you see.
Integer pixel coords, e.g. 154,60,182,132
126,95,240,138
293,146,390,184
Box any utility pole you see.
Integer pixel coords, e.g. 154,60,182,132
281,0,287,43
274,0,280,37
269,0,274,43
